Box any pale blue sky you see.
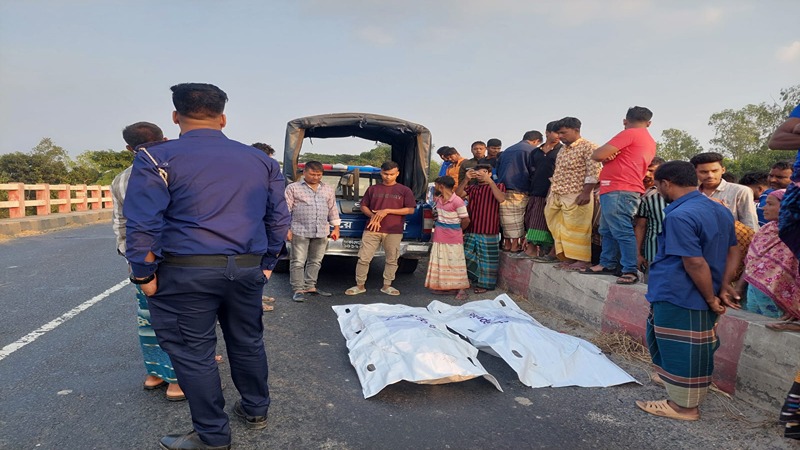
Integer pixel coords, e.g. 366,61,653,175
1,0,798,160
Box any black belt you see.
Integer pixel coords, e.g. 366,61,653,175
161,253,262,268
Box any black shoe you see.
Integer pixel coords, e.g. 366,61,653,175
292,291,306,302
306,289,332,297
159,431,230,450
233,400,268,430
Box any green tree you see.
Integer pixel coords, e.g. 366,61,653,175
429,160,441,181
708,84,800,162
0,138,71,184
300,144,392,166
723,151,792,177
656,128,704,161
75,149,132,184
707,103,783,161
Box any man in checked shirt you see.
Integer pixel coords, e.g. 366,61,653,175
285,161,341,302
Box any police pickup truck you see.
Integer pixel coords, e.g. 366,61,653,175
277,113,434,273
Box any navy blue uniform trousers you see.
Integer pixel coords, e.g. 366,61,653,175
147,257,269,446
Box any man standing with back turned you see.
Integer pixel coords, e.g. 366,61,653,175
125,83,290,450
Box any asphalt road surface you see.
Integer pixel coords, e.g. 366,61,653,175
0,224,791,449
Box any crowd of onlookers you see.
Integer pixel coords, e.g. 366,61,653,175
419,106,799,435
428,110,798,326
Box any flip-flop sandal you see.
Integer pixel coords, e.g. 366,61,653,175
579,266,619,275
532,256,559,263
635,399,699,421
380,286,401,296
766,321,800,332
262,303,274,312
616,273,640,285
345,286,367,296
473,287,488,294
261,296,275,302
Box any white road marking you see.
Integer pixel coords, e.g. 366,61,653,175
0,279,129,362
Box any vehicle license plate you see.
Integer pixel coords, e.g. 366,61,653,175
342,239,361,250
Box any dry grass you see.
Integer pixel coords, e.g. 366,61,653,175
590,331,652,364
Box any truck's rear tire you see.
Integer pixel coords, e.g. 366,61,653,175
396,257,419,274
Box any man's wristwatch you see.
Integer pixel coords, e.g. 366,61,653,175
129,273,156,285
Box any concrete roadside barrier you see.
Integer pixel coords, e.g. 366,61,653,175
0,210,112,238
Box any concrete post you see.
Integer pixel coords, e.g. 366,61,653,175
35,184,51,216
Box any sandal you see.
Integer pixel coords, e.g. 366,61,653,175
580,265,619,275
616,273,639,285
345,286,367,296
455,290,468,301
473,287,488,294
262,303,274,312
380,286,400,296
532,255,559,263
635,399,699,421
261,296,275,302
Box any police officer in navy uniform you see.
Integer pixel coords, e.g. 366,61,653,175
124,83,290,450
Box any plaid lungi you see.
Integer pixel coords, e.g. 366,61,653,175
646,301,719,409
524,196,554,245
499,191,528,239
463,233,500,289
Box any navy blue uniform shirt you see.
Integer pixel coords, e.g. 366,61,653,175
645,191,737,310
124,129,290,277
496,140,536,192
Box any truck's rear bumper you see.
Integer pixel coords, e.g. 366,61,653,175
283,239,431,259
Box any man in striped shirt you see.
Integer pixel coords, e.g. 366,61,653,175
634,157,666,280
456,164,506,293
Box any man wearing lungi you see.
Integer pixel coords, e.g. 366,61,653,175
636,161,739,421
543,117,601,271
523,121,562,259
496,131,542,253
456,164,506,293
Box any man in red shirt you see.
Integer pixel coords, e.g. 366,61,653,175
345,161,416,296
583,106,656,285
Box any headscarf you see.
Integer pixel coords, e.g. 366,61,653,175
768,189,786,202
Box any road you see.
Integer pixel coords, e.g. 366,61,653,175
0,224,791,449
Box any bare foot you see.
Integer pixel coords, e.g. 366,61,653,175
215,355,223,363
455,289,468,301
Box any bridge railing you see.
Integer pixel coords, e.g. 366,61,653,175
0,183,113,219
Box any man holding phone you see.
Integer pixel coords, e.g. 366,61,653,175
285,161,341,302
